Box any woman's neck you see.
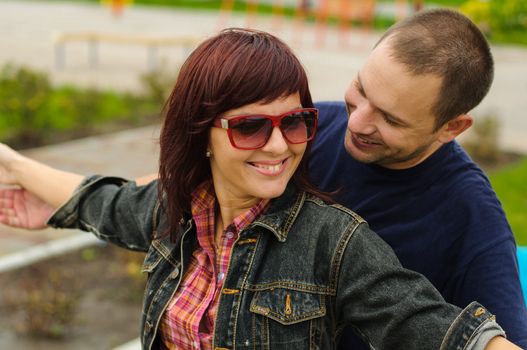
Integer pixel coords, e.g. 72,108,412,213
213,197,261,248
215,197,260,230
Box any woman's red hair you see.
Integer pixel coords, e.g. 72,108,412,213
159,28,327,241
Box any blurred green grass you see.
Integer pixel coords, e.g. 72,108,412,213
489,158,527,246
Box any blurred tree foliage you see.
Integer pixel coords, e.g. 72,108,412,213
0,65,52,146
0,64,172,149
139,61,177,107
461,0,527,44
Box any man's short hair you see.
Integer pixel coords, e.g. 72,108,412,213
376,9,494,130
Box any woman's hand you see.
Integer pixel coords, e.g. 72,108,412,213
0,187,54,229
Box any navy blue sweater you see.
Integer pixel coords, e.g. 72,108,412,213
310,101,527,348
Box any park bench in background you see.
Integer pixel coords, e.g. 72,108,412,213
52,31,202,70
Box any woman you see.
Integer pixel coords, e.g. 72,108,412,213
0,29,519,350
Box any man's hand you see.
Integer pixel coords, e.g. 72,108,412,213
0,188,54,229
0,143,25,186
485,336,522,349
136,173,158,186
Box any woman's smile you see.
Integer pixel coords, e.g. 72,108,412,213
247,157,290,176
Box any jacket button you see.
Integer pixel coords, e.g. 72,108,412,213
170,267,180,279
474,307,486,317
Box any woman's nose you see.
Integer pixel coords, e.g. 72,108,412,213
261,126,289,154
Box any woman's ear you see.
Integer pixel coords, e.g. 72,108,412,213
437,114,474,143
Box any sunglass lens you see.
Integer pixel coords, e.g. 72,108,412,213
230,117,272,149
281,111,316,143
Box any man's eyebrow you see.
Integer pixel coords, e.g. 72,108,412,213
356,73,409,127
355,74,367,98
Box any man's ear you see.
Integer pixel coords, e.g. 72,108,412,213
437,114,473,143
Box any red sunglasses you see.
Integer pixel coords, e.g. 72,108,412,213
212,108,318,150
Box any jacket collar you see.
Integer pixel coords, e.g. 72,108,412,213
251,183,305,242
155,182,306,248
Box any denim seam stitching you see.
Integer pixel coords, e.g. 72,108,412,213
152,239,179,267
244,282,334,294
231,233,259,349
249,291,326,324
329,220,360,290
281,191,306,238
141,253,163,273
143,272,176,350
440,301,480,350
80,220,118,239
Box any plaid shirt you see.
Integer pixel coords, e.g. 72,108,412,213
159,181,268,349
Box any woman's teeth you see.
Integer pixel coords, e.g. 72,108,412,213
255,163,282,172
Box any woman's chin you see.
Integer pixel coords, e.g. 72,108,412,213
252,181,289,200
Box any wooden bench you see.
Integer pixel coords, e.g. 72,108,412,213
52,31,202,70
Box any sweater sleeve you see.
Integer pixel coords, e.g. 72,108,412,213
444,169,527,349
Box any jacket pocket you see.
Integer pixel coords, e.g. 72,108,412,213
250,287,326,325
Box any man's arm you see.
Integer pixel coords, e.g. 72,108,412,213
136,173,158,186
0,188,54,229
0,144,158,231
452,239,527,348
0,143,84,230
486,336,522,350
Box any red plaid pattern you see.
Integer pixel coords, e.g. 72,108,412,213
159,181,268,349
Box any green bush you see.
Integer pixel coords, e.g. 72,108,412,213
461,0,527,45
0,65,52,145
0,64,162,149
489,0,527,33
139,62,177,107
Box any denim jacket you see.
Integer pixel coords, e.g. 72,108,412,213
48,176,503,350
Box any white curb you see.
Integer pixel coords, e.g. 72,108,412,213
0,233,100,273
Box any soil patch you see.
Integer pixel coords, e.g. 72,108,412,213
0,243,146,350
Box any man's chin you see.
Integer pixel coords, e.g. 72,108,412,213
344,139,381,164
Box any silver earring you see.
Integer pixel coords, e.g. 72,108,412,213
206,150,212,158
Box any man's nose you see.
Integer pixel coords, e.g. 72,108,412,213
347,104,377,135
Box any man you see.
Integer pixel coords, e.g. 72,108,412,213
308,8,527,349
